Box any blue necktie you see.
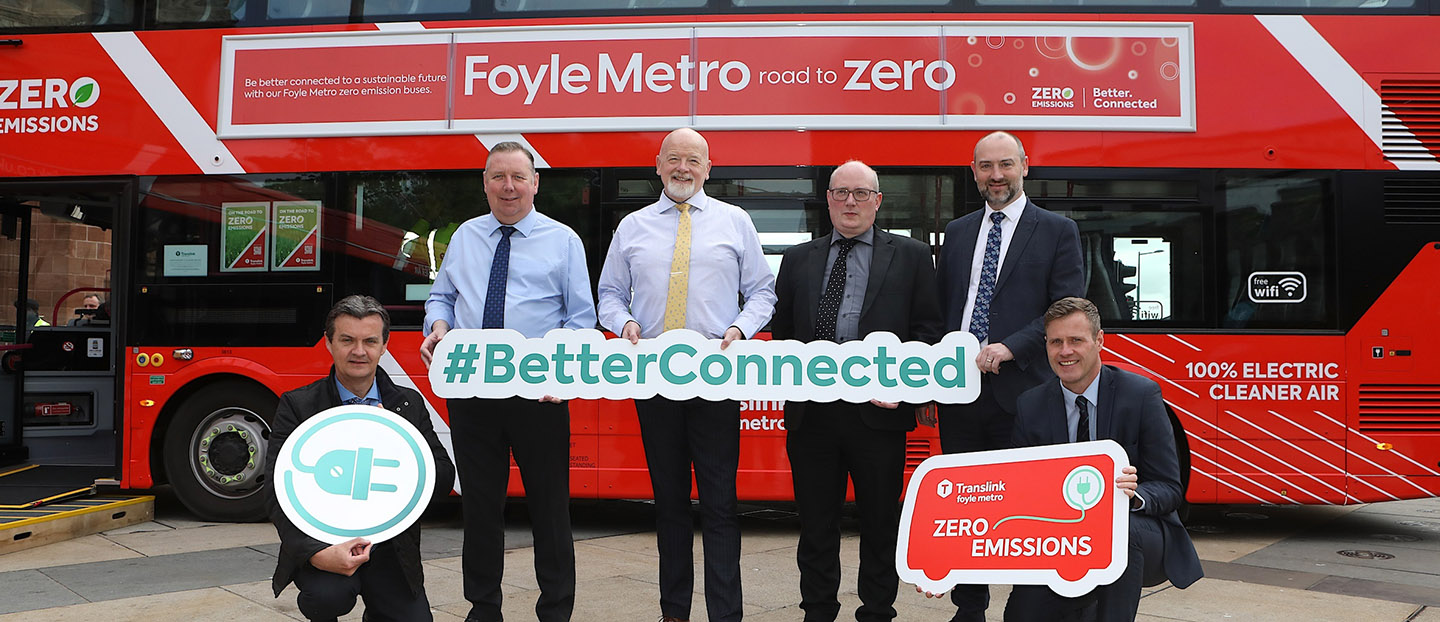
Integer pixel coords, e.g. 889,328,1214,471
482,225,516,329
344,396,380,407
969,211,1005,342
1076,395,1091,442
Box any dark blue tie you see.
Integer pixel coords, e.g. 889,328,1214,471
969,211,1005,342
1076,395,1091,442
344,396,380,407
482,225,516,329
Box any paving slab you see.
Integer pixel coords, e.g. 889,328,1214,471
0,569,87,615
0,586,297,622
103,521,280,557
0,533,141,573
1134,577,1420,621
38,546,276,602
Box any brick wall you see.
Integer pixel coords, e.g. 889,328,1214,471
0,211,112,327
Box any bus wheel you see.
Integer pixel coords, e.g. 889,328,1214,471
163,381,276,522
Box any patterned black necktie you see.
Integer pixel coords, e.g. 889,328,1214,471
1076,395,1091,442
816,238,859,342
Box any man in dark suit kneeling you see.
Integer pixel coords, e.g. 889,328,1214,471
266,295,456,621
1005,297,1202,622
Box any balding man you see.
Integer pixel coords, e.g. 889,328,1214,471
598,128,777,622
772,160,943,622
935,131,1085,622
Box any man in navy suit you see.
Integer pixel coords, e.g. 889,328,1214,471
772,160,944,622
936,131,1085,621
1005,297,1202,621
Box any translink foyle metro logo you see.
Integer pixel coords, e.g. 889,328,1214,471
274,405,436,544
431,328,983,404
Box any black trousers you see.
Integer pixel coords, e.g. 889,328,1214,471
937,377,1015,621
1003,512,1166,622
449,397,575,622
635,397,743,622
787,403,906,622
292,543,432,622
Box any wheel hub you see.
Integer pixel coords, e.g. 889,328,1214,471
191,409,270,498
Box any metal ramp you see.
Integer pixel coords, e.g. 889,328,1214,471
0,465,153,555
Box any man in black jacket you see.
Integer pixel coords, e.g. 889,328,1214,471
266,295,455,622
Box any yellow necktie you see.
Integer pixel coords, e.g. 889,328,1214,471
663,202,692,331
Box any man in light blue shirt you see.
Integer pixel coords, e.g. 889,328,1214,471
420,142,596,622
597,128,776,622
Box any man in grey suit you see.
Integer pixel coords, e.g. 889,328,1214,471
1005,297,1202,621
935,131,1086,621
772,160,944,622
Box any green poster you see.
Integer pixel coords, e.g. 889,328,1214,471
272,201,322,272
221,202,269,272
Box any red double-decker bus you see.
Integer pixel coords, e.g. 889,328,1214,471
1,1,1437,521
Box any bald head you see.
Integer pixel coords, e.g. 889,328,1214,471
657,128,712,202
829,160,879,191
973,131,1025,161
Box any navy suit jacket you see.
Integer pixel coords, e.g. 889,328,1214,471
771,228,944,431
1012,365,1203,589
937,200,1084,410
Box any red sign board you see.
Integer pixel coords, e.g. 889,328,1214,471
897,440,1131,597
219,22,1193,138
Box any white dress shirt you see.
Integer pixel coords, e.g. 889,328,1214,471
961,192,1028,345
597,189,777,339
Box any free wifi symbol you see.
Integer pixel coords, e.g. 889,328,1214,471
1278,277,1302,295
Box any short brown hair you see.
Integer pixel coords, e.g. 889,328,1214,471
485,141,536,174
1044,297,1101,337
325,295,391,342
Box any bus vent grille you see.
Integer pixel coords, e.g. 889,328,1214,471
1380,80,1440,164
905,439,934,469
1358,384,1440,432
1383,178,1440,224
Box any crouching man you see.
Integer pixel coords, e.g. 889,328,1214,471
265,295,456,621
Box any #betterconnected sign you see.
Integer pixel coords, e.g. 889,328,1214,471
274,405,437,544
898,441,1131,597
430,329,981,404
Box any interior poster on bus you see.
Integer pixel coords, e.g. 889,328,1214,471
218,21,1195,138
221,202,269,272
272,201,322,272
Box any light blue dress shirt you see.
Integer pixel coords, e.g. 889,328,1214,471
336,378,381,406
424,208,597,339
597,189,777,339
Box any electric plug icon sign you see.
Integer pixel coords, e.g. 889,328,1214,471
297,447,401,501
1063,465,1105,512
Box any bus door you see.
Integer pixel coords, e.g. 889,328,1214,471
0,197,30,467
0,179,131,487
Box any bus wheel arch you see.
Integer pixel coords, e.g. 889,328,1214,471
159,376,277,522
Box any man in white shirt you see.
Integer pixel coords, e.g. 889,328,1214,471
597,128,776,622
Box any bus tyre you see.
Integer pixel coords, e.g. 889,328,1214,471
163,381,276,522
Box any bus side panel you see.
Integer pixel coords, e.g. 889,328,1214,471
1346,243,1440,495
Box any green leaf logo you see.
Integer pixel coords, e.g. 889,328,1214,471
69,77,100,108
1061,87,1074,100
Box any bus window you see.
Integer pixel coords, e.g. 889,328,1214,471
363,0,471,16
154,0,243,25
495,0,704,11
0,0,134,29
1068,209,1205,326
1220,173,1336,330
1222,0,1412,7
267,0,350,19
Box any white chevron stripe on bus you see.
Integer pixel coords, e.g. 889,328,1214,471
1168,399,1319,503
1187,450,1272,504
1308,410,1435,495
1187,411,1336,503
92,32,244,175
1107,349,1199,399
1114,333,1175,364
1166,334,1202,352
1225,410,1350,501
1311,409,1440,479
1265,410,1403,501
1179,427,1312,504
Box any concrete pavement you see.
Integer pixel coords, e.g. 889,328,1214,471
1,494,1438,621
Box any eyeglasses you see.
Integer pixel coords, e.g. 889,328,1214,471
828,188,878,202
